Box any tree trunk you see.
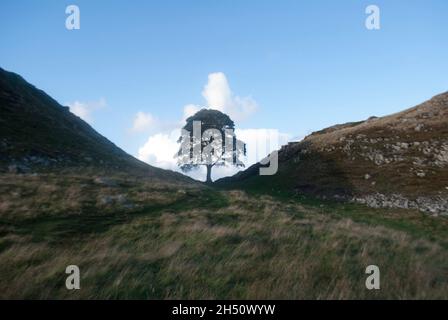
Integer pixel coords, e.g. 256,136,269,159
206,164,212,184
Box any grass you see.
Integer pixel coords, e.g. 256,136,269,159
0,173,447,299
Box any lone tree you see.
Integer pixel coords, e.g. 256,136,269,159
176,109,246,183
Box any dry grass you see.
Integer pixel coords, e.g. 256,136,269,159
230,91,448,203
0,176,447,299
0,173,196,219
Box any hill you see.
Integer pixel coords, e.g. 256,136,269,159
1,69,447,299
0,67,188,183
0,67,199,220
218,92,448,215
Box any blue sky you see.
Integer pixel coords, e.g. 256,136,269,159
1,0,447,179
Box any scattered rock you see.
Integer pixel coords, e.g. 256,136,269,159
99,194,133,208
94,177,117,187
416,171,426,178
8,164,30,174
99,195,114,205
353,193,448,216
415,124,424,132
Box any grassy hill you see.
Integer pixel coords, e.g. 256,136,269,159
1,181,447,299
0,69,447,299
218,92,448,215
0,67,190,183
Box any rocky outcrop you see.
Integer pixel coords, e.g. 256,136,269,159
352,193,448,216
220,91,448,215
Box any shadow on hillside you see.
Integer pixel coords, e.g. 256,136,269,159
215,140,355,201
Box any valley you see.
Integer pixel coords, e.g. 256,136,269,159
1,171,447,299
0,67,447,299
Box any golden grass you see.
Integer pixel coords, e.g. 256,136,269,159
0,174,447,299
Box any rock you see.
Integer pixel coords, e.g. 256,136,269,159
8,164,30,174
435,145,448,166
115,194,127,204
416,171,426,178
353,193,448,216
415,124,424,132
99,194,132,207
94,177,117,187
99,195,114,205
373,153,385,165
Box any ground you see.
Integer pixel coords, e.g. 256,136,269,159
0,172,447,299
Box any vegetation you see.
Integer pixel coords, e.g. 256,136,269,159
1,68,447,299
176,109,246,183
218,92,448,207
0,172,447,299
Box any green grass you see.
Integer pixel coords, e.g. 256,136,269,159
225,182,448,248
0,173,447,299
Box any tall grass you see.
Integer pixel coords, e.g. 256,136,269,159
0,175,447,299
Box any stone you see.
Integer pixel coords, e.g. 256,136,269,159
94,177,117,187
353,193,448,216
8,164,30,174
416,171,426,178
415,124,424,132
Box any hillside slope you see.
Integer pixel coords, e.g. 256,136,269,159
0,67,187,182
0,69,447,299
219,92,448,215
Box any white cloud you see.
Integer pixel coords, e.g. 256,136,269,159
136,72,256,132
202,72,258,121
131,111,156,133
137,130,180,171
182,104,201,122
67,98,106,124
135,72,291,181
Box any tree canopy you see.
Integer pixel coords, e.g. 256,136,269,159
176,109,246,183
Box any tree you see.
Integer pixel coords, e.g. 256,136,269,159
176,109,246,183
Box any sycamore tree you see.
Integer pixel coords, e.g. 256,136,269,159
176,109,246,183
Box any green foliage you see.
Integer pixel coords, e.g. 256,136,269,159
1,173,447,299
175,109,246,182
